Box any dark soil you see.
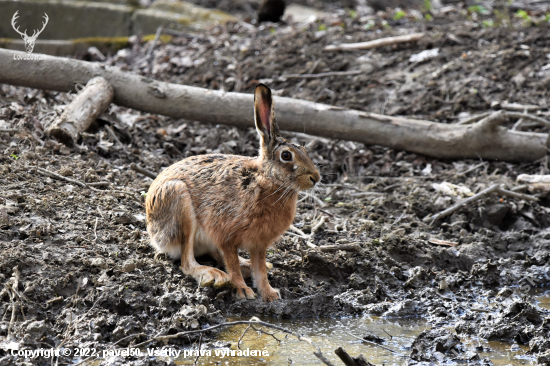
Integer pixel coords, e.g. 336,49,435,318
1,2,550,365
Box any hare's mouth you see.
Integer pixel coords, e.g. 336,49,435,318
309,176,318,186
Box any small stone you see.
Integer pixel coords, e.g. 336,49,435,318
59,145,71,155
122,261,136,272
496,287,513,299
90,258,107,268
58,167,73,176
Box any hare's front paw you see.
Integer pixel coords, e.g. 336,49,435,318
199,268,231,289
260,287,280,302
234,286,256,300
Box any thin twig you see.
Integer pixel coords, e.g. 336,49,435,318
324,33,424,51
456,112,492,125
475,110,507,130
237,325,251,350
455,162,486,176
500,101,540,112
289,225,308,238
132,320,316,350
428,238,458,247
310,216,326,237
36,167,89,188
46,296,63,305
86,181,111,187
423,184,500,223
282,70,362,79
0,129,18,133
423,184,538,223
382,329,393,339
498,187,538,201
36,167,137,196
318,243,361,252
313,347,336,366
299,192,327,207
250,325,282,343
6,266,21,340
506,112,550,127
105,125,128,153
289,215,326,248
93,217,98,241
130,163,157,179
193,333,202,366
146,26,163,58
512,117,525,131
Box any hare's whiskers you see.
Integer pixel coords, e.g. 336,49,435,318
262,178,292,202
275,181,297,206
280,184,298,207
273,183,294,205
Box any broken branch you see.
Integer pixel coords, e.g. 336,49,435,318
46,77,113,145
335,347,359,366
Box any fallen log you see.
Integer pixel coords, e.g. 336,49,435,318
47,77,113,145
0,49,547,162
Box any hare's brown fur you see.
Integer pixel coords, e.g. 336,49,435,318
145,84,320,302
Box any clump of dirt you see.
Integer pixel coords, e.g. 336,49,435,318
2,3,550,366
408,328,491,365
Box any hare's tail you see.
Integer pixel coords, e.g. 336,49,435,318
146,180,194,259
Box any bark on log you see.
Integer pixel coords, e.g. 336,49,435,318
0,49,547,162
46,77,114,145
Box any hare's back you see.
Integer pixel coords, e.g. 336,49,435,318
160,154,258,189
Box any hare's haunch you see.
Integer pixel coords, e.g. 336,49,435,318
145,84,320,302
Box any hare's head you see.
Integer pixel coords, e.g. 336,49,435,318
254,84,320,191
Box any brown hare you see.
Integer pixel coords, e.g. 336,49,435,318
145,84,320,302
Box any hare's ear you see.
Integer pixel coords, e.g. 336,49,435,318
254,84,279,154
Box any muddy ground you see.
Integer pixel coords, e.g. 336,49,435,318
1,1,550,365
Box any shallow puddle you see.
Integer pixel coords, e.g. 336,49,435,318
175,292,550,366
534,289,550,311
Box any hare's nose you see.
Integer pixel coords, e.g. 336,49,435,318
309,176,319,185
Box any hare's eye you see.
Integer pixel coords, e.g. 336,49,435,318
281,151,292,161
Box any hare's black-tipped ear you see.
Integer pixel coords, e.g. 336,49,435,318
254,84,278,152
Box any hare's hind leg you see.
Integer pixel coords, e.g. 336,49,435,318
146,180,231,288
